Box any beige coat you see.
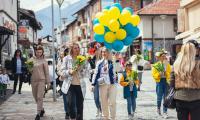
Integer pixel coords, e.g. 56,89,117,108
31,57,50,83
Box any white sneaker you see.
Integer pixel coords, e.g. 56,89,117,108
131,112,135,118
163,113,168,119
96,109,101,118
128,114,132,120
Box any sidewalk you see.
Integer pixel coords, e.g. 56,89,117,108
0,71,177,120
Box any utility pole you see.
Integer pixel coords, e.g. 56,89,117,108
51,0,57,102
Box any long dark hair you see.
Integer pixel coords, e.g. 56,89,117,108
14,49,22,58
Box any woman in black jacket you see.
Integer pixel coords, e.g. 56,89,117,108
11,49,26,94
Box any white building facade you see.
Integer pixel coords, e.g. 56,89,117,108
0,0,18,65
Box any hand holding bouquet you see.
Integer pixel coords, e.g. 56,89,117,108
73,55,87,71
25,59,34,73
153,62,164,72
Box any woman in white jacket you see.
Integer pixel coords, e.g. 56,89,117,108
91,47,117,120
60,42,87,120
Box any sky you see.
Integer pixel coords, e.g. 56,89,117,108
20,0,80,11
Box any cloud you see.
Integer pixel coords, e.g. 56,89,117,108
20,0,80,11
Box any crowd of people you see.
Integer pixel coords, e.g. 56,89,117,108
0,38,199,120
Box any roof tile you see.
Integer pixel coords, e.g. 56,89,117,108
137,0,180,15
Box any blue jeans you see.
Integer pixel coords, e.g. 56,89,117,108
156,78,168,113
62,92,68,113
94,84,101,111
126,92,136,114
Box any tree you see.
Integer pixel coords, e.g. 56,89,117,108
0,35,10,64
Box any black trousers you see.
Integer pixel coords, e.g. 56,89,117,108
176,100,200,120
67,85,84,120
13,74,23,93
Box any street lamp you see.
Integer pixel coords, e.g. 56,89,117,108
56,0,64,45
160,15,167,50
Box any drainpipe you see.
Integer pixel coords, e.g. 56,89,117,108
151,16,155,63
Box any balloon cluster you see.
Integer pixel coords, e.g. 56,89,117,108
93,3,141,52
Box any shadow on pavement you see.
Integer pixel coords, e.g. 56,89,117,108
0,89,13,105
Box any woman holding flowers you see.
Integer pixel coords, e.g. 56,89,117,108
29,46,51,120
60,42,87,120
120,61,139,119
152,51,171,119
91,47,117,120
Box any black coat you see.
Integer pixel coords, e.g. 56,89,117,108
11,57,26,74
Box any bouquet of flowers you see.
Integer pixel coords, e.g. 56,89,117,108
73,55,87,71
25,60,34,73
127,71,138,84
135,54,142,63
153,62,164,72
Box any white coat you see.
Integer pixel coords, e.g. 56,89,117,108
60,55,87,98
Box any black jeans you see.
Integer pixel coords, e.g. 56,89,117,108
13,74,23,93
176,100,200,120
67,85,84,120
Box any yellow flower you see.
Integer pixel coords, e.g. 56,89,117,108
77,55,86,63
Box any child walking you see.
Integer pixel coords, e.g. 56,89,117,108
0,68,10,99
120,62,139,119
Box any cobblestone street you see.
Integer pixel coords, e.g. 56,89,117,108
0,71,177,120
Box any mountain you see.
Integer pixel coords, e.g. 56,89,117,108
35,0,90,37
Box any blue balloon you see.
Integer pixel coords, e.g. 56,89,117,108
104,42,112,50
124,7,134,14
104,5,111,10
130,27,140,38
111,3,122,12
94,34,104,43
124,23,140,38
112,40,124,52
93,18,99,25
123,36,134,46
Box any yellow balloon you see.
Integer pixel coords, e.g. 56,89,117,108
95,12,103,19
130,15,141,26
122,9,132,17
104,32,116,43
93,24,105,35
119,11,131,25
102,9,109,14
116,29,127,40
108,7,121,20
99,13,110,26
108,19,120,32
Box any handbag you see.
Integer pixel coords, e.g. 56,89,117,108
163,72,176,109
163,87,176,109
137,65,144,71
98,77,106,85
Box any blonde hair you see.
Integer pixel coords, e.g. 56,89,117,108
99,47,112,60
173,43,196,80
69,42,80,56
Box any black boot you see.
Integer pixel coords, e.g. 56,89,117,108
35,114,40,120
65,112,70,119
40,109,45,117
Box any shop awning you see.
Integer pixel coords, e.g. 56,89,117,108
0,26,14,35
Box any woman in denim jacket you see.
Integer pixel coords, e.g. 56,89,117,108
91,47,117,120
